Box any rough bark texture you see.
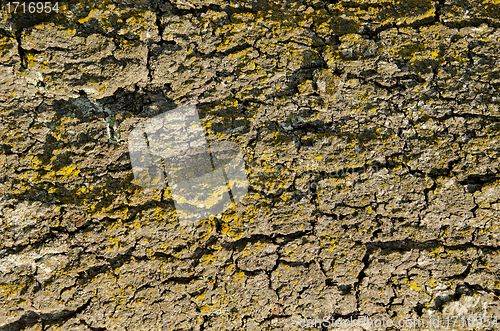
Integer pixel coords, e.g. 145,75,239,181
0,0,499,330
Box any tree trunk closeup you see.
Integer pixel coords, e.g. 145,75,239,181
0,0,498,330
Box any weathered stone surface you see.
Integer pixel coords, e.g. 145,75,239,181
0,0,498,330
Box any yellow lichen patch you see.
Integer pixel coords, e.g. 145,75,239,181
78,8,101,24
56,164,80,178
233,271,246,283
409,280,421,291
30,156,43,168
108,237,121,250
132,219,141,229
396,7,436,25
220,212,244,239
195,292,206,301
76,186,93,196
0,283,24,299
280,192,292,202
25,53,38,68
200,303,219,314
200,252,218,265
0,35,16,54
119,10,158,41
